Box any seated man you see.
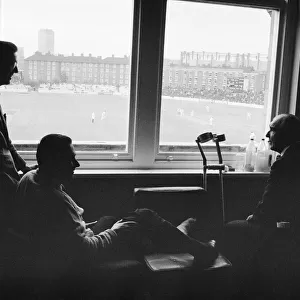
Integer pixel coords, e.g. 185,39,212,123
248,113,300,228
12,134,217,279
218,113,300,294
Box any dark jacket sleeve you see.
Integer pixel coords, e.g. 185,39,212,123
8,141,26,172
0,105,26,172
253,159,284,225
0,172,18,225
252,154,299,226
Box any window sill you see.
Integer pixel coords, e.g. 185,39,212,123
74,168,270,177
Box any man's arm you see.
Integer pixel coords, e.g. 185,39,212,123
252,159,284,225
7,136,37,174
7,139,27,171
0,105,36,173
54,195,138,261
72,220,137,250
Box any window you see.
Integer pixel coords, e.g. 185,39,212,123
2,0,133,165
156,0,286,167
1,0,296,169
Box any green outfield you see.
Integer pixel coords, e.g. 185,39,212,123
0,92,266,145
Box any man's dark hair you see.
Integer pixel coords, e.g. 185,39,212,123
0,41,18,64
36,134,72,166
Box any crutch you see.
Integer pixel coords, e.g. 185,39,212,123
196,132,228,225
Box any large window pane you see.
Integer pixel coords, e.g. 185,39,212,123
1,0,133,152
160,1,278,151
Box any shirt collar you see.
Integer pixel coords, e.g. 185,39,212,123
281,145,290,157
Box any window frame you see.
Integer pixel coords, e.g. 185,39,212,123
18,0,298,170
149,0,294,169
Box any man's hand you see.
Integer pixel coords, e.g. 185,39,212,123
22,164,38,174
246,214,256,222
111,219,139,233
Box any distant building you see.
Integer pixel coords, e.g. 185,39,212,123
38,29,55,54
161,51,267,93
16,47,25,71
23,52,130,86
163,65,242,90
162,64,266,94
180,51,268,72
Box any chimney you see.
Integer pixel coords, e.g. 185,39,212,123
72,53,74,56
89,53,92,57
112,54,114,58
81,53,84,57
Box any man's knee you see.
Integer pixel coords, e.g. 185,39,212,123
134,208,162,226
135,208,156,217
92,216,118,234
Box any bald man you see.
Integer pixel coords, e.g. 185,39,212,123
218,114,300,296
248,113,300,227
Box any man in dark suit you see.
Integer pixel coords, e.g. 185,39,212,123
224,114,300,240
247,113,300,227
219,113,300,296
0,41,37,177
0,41,37,226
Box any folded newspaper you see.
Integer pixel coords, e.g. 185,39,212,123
144,253,194,271
144,252,231,272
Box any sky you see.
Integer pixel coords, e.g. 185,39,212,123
1,0,273,59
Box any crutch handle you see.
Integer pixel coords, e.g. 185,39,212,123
205,164,228,171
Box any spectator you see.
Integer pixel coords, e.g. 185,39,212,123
0,41,37,179
0,41,37,227
218,113,300,295
12,133,218,279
